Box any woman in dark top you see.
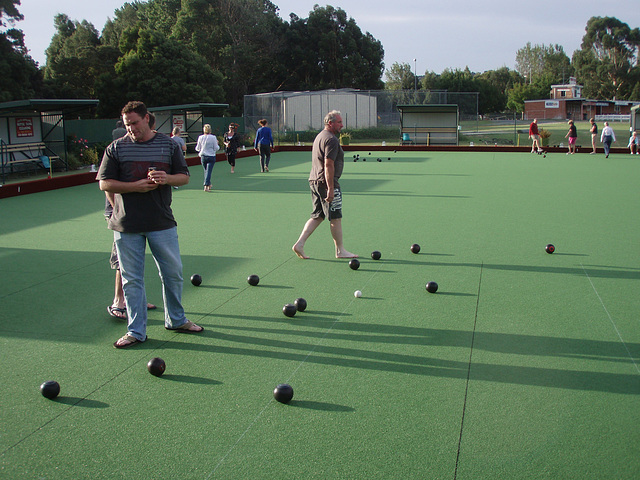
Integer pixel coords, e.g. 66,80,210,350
254,119,274,172
565,120,577,155
223,123,240,174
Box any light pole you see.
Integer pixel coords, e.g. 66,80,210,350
413,58,417,91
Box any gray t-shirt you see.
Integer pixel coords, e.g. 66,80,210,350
111,127,127,141
172,135,186,152
309,129,344,189
97,133,189,233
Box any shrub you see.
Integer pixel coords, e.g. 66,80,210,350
65,152,82,170
67,135,94,165
539,128,552,146
82,147,100,166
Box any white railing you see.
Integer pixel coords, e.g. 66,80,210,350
594,114,630,122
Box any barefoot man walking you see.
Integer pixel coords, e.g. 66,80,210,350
292,110,357,260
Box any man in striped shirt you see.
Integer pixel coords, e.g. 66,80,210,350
97,101,204,348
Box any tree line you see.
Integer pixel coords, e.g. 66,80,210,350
1,0,638,117
1,0,384,116
385,16,640,114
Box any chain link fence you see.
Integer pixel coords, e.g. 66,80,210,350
244,89,479,144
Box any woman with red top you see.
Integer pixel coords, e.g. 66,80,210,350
529,118,541,153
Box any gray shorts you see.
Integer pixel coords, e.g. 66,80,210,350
310,183,342,221
106,216,120,270
110,241,119,270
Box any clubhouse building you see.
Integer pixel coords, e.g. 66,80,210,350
524,77,639,121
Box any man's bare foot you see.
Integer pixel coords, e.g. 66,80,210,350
113,334,144,349
336,250,358,258
292,243,309,259
165,320,204,333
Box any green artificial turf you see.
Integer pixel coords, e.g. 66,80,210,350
0,150,638,479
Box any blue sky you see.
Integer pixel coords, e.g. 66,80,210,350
16,0,640,78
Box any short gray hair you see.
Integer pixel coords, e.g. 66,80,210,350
324,110,341,125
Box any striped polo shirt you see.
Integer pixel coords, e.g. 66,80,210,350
97,133,189,233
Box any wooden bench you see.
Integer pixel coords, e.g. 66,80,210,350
1,142,61,176
401,127,458,146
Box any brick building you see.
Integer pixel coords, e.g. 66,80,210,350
524,77,639,120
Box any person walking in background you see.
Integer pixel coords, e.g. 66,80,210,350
589,118,598,154
292,110,358,260
565,119,577,155
171,126,187,156
628,131,639,155
600,122,616,158
112,120,126,141
529,118,542,153
223,123,240,174
254,119,273,172
97,101,202,348
195,124,219,192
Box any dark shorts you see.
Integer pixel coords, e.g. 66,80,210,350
310,183,342,221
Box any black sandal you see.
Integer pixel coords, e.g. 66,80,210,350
107,305,127,319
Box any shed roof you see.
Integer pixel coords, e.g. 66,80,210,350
0,99,99,116
147,103,228,113
397,104,458,114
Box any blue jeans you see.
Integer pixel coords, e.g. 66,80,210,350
602,136,612,156
201,155,216,186
114,227,188,341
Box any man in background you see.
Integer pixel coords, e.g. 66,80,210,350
111,120,126,141
529,118,542,153
292,110,357,260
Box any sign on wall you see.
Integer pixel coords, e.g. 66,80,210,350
173,115,185,132
545,101,559,109
15,118,34,137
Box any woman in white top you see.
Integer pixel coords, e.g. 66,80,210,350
195,124,219,191
627,131,639,155
600,122,616,159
